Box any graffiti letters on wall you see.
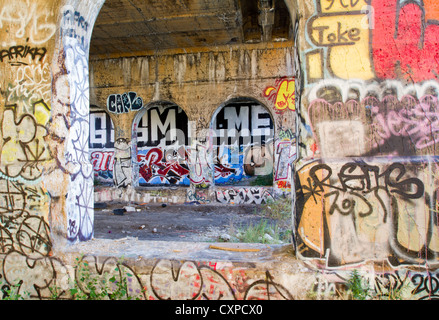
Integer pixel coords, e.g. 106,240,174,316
264,78,296,112
89,111,115,185
136,103,190,186
107,92,143,114
187,139,213,186
212,102,274,186
0,1,56,46
0,0,55,284
294,159,439,267
216,187,274,205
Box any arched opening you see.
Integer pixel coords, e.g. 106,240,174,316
133,101,191,187
211,97,274,187
87,0,297,244
89,108,115,186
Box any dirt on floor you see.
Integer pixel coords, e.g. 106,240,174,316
93,201,287,243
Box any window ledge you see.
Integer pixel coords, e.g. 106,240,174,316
60,237,295,263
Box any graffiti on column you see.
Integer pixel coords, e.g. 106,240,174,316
136,103,190,185
262,78,297,192
305,0,374,82
113,138,132,188
0,0,59,298
62,7,94,242
294,159,439,267
308,94,439,158
212,101,274,186
305,0,439,84
372,0,439,83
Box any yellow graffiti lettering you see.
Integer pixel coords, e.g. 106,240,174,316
306,0,374,81
309,14,373,80
264,79,295,111
34,100,51,126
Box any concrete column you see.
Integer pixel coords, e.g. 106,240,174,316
46,0,104,247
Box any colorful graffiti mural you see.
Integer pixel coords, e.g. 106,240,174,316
135,103,190,186
212,101,274,186
298,0,439,270
1,0,439,302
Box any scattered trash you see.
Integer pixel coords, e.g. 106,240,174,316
94,202,108,209
139,225,146,230
185,201,200,205
124,206,136,212
152,228,157,233
113,208,126,216
219,233,231,242
264,233,274,242
161,203,167,208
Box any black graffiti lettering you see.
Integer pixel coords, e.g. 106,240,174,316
339,162,380,191
107,92,144,114
309,163,334,190
336,22,349,43
314,25,330,44
333,162,424,199
244,271,293,300
63,10,89,31
381,163,424,199
411,273,439,299
325,190,373,217
324,0,361,10
0,46,47,63
374,272,408,298
303,161,424,227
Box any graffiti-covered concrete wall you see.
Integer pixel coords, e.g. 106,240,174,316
0,0,438,302
295,0,439,269
89,44,297,205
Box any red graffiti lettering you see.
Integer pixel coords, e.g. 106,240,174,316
372,0,439,82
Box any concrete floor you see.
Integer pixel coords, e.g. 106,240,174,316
93,202,285,243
